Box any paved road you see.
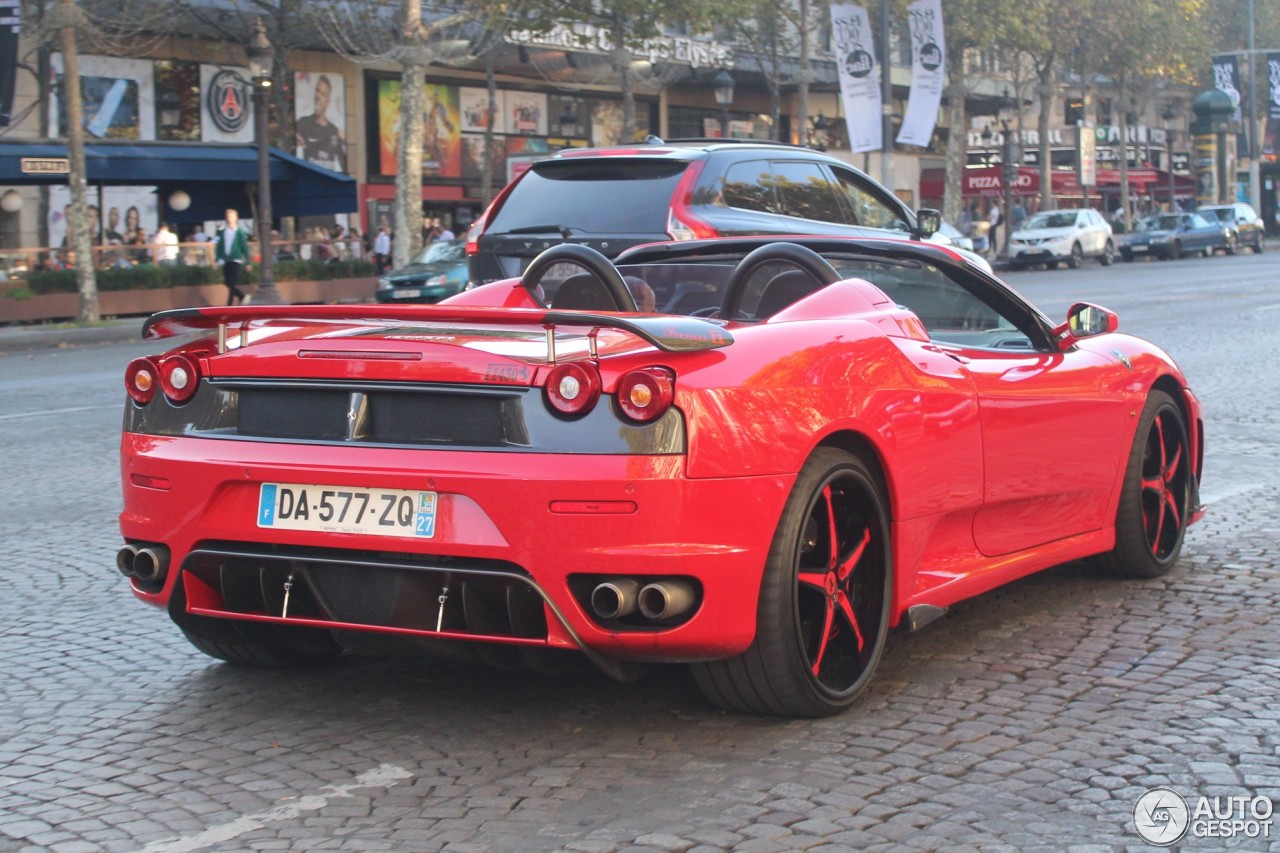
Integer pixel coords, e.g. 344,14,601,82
1,252,1277,852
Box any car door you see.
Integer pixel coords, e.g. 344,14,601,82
876,261,1130,556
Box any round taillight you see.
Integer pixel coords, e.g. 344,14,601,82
544,362,601,417
616,367,675,423
124,357,160,405
159,353,201,404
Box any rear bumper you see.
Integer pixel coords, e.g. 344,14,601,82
120,433,792,661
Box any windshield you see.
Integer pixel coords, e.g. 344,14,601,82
1137,216,1181,232
416,240,466,264
1025,212,1077,230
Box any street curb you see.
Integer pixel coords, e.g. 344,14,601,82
0,319,146,354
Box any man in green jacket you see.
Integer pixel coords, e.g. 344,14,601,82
215,208,251,305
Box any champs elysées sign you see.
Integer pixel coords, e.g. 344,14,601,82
506,24,734,70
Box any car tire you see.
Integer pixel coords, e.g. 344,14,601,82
1100,239,1115,265
691,447,892,717
1255,238,1265,254
1066,243,1084,269
1224,233,1238,255
180,624,342,668
1088,390,1192,579
1170,240,1183,260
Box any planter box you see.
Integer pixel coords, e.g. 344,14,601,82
1,277,377,324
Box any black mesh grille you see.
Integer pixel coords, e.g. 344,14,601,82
306,564,401,625
236,387,518,446
239,388,348,439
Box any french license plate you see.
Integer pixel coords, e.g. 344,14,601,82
257,483,437,538
1131,245,1148,253
394,288,422,299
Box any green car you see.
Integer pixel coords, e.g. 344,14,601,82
374,240,468,303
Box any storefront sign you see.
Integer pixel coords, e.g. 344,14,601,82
506,24,734,70
21,157,69,174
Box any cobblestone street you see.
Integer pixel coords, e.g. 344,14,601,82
1,254,1277,851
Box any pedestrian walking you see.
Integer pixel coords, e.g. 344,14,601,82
216,209,251,306
373,225,392,273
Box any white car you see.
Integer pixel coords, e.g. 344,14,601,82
1007,208,1115,269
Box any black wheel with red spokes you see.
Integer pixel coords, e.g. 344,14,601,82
692,448,891,717
1090,390,1192,579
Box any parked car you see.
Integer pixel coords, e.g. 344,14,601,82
119,234,1204,717
929,219,975,252
1197,202,1266,253
374,239,468,303
1007,208,1115,269
466,138,993,286
1119,213,1230,261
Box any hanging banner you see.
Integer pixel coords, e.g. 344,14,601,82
829,4,880,153
1211,54,1243,124
1263,52,1280,161
0,1,19,127
896,0,944,147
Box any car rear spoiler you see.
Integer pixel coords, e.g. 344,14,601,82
142,305,734,354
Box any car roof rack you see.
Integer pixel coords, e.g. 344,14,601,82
659,137,812,149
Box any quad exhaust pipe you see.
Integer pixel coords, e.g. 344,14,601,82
116,543,170,583
590,578,696,622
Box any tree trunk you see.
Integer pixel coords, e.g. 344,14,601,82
482,53,496,206
797,0,810,142
614,45,635,142
1117,90,1132,232
1037,63,1055,211
942,78,967,226
57,0,97,323
395,59,424,269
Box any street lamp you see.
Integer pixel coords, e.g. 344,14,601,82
810,113,830,151
1162,102,1177,211
246,18,281,304
712,69,735,138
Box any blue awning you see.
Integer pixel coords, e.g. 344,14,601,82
0,140,357,222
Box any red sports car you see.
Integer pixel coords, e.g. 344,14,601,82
118,237,1204,717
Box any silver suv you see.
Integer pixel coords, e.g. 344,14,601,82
1007,208,1115,270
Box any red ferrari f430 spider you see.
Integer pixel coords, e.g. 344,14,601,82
118,237,1204,716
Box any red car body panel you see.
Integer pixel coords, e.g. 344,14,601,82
119,237,1204,673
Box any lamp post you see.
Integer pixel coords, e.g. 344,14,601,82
246,18,281,304
1162,103,1177,211
713,70,735,138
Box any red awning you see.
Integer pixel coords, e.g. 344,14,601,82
920,166,1195,201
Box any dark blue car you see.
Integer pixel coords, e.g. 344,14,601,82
1119,213,1230,261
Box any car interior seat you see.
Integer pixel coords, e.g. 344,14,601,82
552,273,619,311
755,269,825,318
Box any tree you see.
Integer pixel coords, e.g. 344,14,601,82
533,0,737,142
311,0,513,267
1072,0,1209,229
27,0,178,322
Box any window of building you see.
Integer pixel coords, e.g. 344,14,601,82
1064,97,1084,126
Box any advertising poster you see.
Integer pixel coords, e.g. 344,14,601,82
48,185,157,255
200,64,254,143
1262,52,1280,160
294,71,347,173
830,3,882,153
461,133,507,181
507,91,547,136
49,54,155,140
378,81,461,178
460,86,504,134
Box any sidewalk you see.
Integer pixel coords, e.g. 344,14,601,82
0,318,146,354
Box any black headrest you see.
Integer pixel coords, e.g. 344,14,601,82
552,273,619,311
756,269,823,318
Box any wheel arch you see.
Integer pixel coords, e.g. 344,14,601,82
1149,373,1203,483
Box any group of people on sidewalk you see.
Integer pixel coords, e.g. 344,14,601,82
959,199,1028,258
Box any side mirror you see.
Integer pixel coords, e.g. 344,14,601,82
1053,302,1119,350
914,208,941,239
